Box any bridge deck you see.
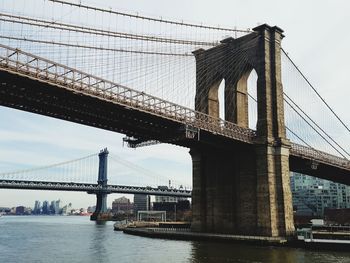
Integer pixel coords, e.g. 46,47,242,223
0,44,254,143
0,179,192,197
0,44,349,184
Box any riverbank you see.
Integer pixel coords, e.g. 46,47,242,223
123,227,289,246
122,227,350,251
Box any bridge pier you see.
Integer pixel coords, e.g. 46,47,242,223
255,142,294,237
190,145,257,235
190,143,294,237
90,148,110,221
91,193,108,220
191,24,294,238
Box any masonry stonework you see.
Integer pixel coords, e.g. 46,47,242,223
191,24,294,238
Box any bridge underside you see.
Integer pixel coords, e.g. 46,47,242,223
1,58,350,239
289,156,350,185
0,179,192,197
1,69,349,186
0,70,181,143
0,70,248,151
190,144,350,237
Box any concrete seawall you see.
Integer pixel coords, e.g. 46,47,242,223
123,228,289,246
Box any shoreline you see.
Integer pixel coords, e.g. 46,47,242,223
123,227,290,246
122,227,350,251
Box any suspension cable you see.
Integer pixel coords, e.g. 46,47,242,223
0,153,97,176
247,93,312,148
48,0,250,33
282,48,350,134
284,92,350,158
0,13,218,46
0,35,193,57
284,97,347,158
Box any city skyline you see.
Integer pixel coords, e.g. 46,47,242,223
0,190,147,208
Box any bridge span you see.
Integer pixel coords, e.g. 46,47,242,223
0,179,191,197
0,44,349,186
0,148,191,220
1,2,349,239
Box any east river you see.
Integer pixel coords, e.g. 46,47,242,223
1,216,350,263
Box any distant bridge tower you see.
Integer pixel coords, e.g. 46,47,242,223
191,24,294,238
90,148,110,220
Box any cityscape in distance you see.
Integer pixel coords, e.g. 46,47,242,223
2,174,350,224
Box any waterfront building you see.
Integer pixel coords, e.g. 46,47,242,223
15,206,25,215
155,185,187,203
153,200,190,212
0,207,11,213
153,200,191,221
14,206,31,215
155,195,180,203
291,173,350,216
133,194,150,216
111,196,133,214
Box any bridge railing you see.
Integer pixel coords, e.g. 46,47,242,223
1,45,349,171
0,44,255,144
291,143,350,170
106,184,191,197
0,179,192,197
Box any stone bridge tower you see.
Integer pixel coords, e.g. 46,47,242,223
90,148,110,221
191,24,294,238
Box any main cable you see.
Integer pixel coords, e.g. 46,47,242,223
282,48,350,135
48,0,250,33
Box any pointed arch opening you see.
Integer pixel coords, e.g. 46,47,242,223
218,79,225,120
207,77,224,119
227,66,258,129
247,69,258,130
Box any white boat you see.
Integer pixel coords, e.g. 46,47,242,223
297,225,350,249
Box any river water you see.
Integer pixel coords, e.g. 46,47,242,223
1,216,350,263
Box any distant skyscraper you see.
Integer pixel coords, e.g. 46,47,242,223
42,201,50,215
33,200,41,214
54,200,61,214
49,199,61,214
50,201,56,214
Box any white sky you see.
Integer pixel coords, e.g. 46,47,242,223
0,0,349,208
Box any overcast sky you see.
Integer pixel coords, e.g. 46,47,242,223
0,0,349,209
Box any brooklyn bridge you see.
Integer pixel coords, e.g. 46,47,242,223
0,0,349,239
